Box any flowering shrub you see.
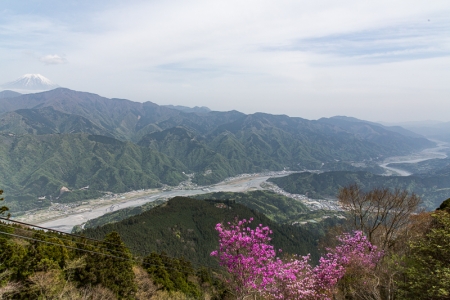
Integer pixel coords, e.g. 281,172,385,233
313,231,383,298
210,218,277,298
211,218,383,299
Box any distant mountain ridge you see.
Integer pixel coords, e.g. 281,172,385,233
0,90,21,99
380,120,450,142
0,88,244,141
162,104,211,113
317,116,426,139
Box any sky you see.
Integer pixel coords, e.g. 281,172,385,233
1,0,449,123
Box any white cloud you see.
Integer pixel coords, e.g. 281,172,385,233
1,1,450,122
40,54,67,65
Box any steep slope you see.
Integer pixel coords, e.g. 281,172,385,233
138,127,236,184
209,113,433,167
0,89,433,158
137,113,434,185
162,104,211,113
0,134,187,211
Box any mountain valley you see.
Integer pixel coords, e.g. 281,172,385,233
0,88,439,215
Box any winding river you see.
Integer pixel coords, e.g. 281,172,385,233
378,140,448,176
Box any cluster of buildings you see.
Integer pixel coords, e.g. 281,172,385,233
263,181,343,211
172,173,198,190
48,202,82,213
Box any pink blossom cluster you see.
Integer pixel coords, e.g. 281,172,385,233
211,218,383,299
313,231,383,297
210,218,278,297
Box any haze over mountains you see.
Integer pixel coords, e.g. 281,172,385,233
0,87,440,213
390,121,450,143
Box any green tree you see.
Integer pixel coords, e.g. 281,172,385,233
437,197,450,211
74,231,136,299
397,209,450,299
143,252,202,298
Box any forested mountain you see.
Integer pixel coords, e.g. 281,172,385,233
82,197,322,267
0,134,187,212
0,88,435,210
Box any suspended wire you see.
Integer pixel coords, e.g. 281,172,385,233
1,216,164,254
0,216,222,270
0,216,152,256
0,222,133,258
0,220,224,273
0,231,132,261
0,230,223,274
0,216,120,247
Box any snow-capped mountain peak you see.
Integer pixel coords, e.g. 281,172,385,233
2,74,59,91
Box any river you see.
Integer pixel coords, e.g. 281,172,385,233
378,140,449,176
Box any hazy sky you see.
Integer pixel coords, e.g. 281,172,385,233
1,0,449,122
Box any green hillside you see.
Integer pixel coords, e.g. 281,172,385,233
0,134,187,212
192,190,310,223
82,197,321,267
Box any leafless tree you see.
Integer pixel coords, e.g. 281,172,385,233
133,265,158,300
338,184,421,252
